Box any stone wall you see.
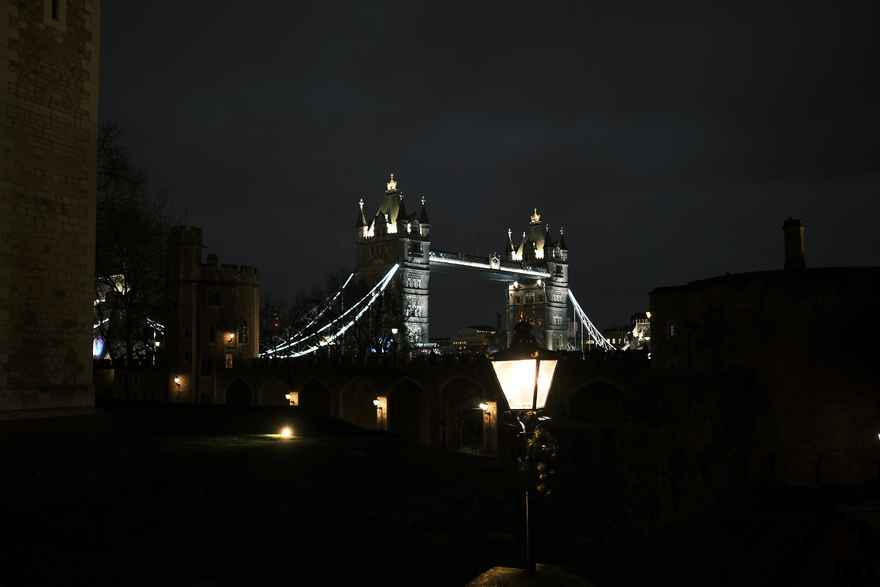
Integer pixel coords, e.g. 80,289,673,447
0,0,101,414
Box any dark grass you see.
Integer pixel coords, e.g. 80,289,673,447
2,406,879,586
0,406,525,586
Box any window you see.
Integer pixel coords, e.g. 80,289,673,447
667,322,677,337
45,0,65,28
225,352,233,369
239,322,249,344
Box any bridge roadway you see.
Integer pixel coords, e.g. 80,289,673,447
428,249,551,279
208,352,650,453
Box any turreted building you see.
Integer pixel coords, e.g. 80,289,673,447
167,226,260,403
355,174,432,348
504,209,570,350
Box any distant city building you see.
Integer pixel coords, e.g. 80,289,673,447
429,337,453,355
167,227,260,403
451,325,498,355
0,0,101,415
650,218,880,485
598,312,651,351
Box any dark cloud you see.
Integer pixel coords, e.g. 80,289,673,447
101,0,880,334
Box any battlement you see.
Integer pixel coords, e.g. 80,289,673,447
169,225,204,246
201,261,259,285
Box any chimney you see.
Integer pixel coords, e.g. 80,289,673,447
783,218,806,270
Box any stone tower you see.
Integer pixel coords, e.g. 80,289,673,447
355,174,431,348
0,0,101,414
504,209,570,350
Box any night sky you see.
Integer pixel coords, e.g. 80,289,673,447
100,2,879,335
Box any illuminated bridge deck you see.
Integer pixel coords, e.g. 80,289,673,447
428,250,551,279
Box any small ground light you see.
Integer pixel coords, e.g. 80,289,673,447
279,426,293,439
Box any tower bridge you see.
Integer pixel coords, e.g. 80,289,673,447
264,175,613,358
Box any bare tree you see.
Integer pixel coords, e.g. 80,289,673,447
95,123,169,363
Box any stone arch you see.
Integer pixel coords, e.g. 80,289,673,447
339,376,387,430
439,376,500,454
226,378,252,407
388,377,426,444
300,378,332,417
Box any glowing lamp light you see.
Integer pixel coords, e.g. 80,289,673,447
279,426,293,439
92,336,105,359
478,402,490,412
173,376,182,385
373,399,381,407
391,328,399,335
491,322,558,412
489,321,559,577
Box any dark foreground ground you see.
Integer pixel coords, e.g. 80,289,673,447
1,406,879,586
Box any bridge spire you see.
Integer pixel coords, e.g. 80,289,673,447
530,207,541,224
544,223,555,249
355,197,367,228
386,173,398,193
418,195,430,224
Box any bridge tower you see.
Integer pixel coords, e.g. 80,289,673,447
504,209,569,350
355,175,431,349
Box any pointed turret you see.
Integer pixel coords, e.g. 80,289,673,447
558,226,568,250
355,197,367,228
397,192,408,223
544,224,555,249
418,195,430,224
513,231,526,261
386,173,398,194
505,228,514,256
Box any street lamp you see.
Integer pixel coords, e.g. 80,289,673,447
490,321,558,576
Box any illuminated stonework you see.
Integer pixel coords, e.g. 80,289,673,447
355,174,431,348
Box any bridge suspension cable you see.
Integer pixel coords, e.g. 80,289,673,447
264,271,355,356
568,289,616,352
262,264,400,358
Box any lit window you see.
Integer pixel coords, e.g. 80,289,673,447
225,352,233,369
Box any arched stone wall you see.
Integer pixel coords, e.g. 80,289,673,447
226,378,252,407
300,378,333,417
389,377,426,444
339,376,388,430
439,376,498,454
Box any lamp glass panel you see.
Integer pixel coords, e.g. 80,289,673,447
535,359,557,409
491,359,537,410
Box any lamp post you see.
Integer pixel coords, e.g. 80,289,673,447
490,321,558,576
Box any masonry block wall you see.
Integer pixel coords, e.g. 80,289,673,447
0,0,101,413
